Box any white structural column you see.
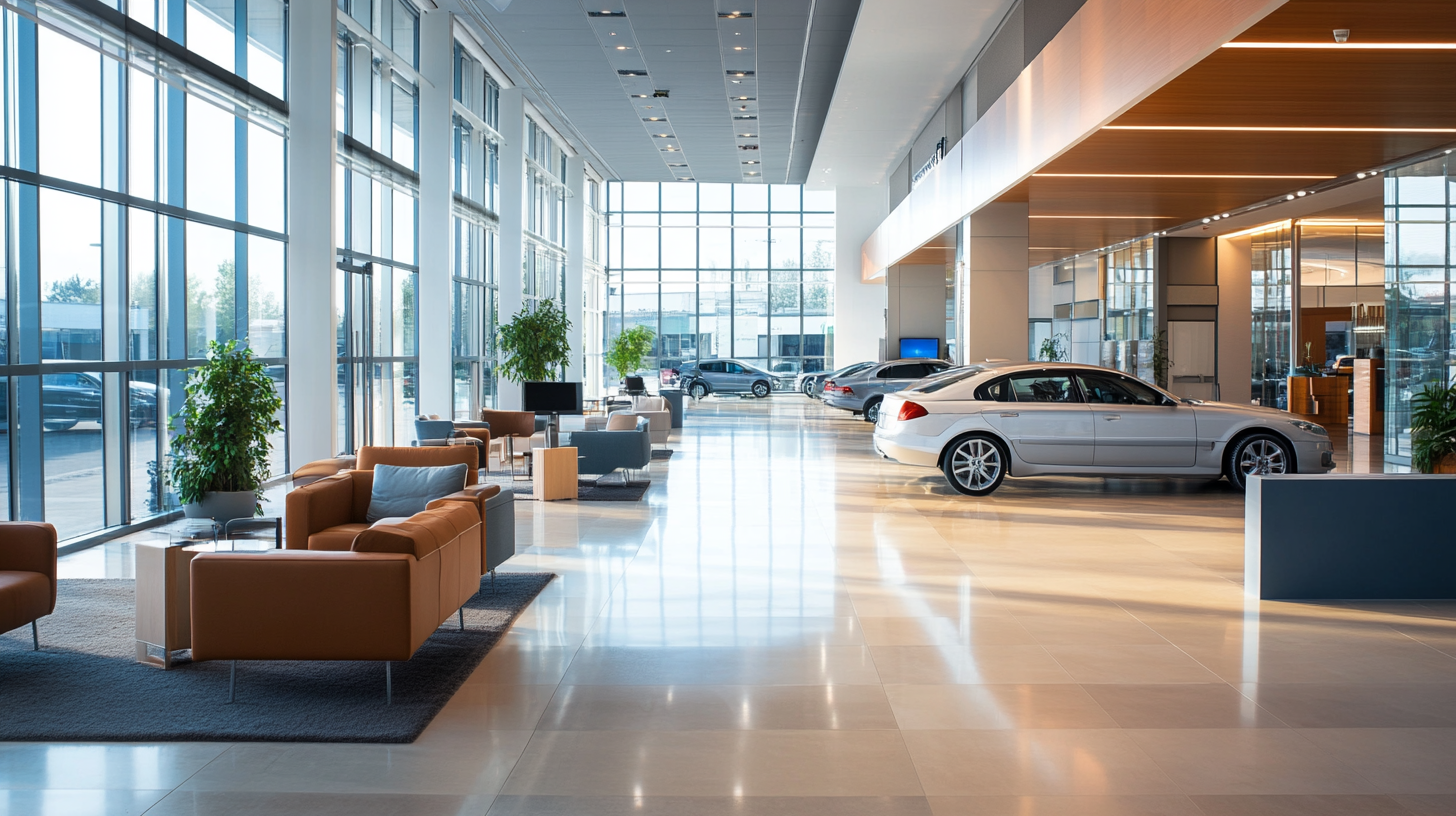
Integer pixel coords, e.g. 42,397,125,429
286,0,339,465
963,202,1029,363
496,88,526,409
834,186,889,364
416,8,453,416
564,156,585,385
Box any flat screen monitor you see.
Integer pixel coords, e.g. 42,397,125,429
522,381,583,415
899,337,939,359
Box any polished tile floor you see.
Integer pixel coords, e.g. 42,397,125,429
8,397,1456,815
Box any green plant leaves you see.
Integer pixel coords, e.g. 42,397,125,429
605,325,656,378
1410,382,1456,474
168,340,284,509
498,299,573,383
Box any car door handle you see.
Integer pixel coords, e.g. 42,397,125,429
999,412,1019,417
1104,414,1121,421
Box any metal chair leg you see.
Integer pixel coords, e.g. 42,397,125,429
385,661,393,705
458,607,465,631
229,661,237,703
31,621,38,651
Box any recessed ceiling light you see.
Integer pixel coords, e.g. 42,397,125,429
1297,190,1307,196
653,133,672,137
616,45,629,50
730,80,741,84
631,94,649,98
733,46,745,50
733,96,750,100
644,117,662,121
1286,194,1296,200
1203,218,1211,223
737,133,755,137
1221,213,1230,218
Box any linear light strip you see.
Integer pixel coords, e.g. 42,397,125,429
1033,173,1336,180
1224,42,1456,50
1104,125,1456,133
1028,215,1175,220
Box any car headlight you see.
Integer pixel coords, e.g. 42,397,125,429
1288,420,1327,436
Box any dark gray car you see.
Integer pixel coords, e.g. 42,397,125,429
821,358,953,422
679,358,776,398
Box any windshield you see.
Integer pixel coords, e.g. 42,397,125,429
907,366,986,394
834,362,875,378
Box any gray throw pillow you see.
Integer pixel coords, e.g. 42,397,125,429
365,463,469,523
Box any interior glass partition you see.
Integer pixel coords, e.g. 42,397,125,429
605,182,835,391
1384,156,1455,461
1102,238,1156,381
1251,224,1294,408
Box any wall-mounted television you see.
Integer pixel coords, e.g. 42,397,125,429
522,381,583,415
899,337,939,359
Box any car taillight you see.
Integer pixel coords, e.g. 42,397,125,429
898,401,928,421
824,381,852,395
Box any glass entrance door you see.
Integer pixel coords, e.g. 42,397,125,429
337,262,380,454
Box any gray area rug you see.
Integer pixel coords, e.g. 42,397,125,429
651,449,676,460
0,573,553,743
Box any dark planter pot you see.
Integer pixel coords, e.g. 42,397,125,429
183,490,258,523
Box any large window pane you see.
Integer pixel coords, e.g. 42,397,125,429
186,99,237,220
246,0,286,97
186,222,237,357
248,235,285,356
40,189,103,362
187,0,237,72
129,369,162,519
248,123,285,232
129,209,158,360
37,29,101,187
41,371,105,540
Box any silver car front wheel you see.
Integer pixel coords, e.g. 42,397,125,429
942,436,1007,496
1226,433,1292,491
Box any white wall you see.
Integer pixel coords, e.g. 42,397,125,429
888,264,948,358
834,187,888,365
964,202,1030,362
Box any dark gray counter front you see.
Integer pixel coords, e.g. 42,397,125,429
1246,474,1456,600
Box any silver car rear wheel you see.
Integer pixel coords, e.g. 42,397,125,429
942,436,1007,496
801,379,815,396
1226,433,1292,491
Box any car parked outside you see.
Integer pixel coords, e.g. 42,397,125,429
769,361,801,392
872,362,1335,496
678,358,776,398
821,358,953,422
797,361,874,399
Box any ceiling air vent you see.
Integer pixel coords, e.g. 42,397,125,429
733,115,757,120
726,70,756,77
717,11,753,18
738,144,759,150
587,10,626,17
653,89,670,98
618,69,648,77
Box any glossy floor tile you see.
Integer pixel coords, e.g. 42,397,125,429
8,397,1455,814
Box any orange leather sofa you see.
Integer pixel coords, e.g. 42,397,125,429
285,446,500,563
190,501,483,665
0,522,57,651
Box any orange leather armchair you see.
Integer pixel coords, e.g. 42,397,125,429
0,522,58,651
190,501,484,699
286,446,500,571
290,456,358,487
479,409,537,471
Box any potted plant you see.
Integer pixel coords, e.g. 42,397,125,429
1038,332,1068,362
605,325,657,382
1410,381,1456,474
497,299,573,384
170,340,284,521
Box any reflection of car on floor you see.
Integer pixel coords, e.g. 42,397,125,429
678,359,775,399
873,362,1335,496
0,373,160,432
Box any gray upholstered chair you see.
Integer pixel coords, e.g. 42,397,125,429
414,418,487,467
569,414,651,481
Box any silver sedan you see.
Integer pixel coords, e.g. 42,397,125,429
872,362,1335,496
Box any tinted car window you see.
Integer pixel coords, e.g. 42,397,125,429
1076,372,1165,406
879,364,925,379
973,377,1015,402
1008,373,1078,403
727,363,746,374
912,367,986,394
701,361,724,373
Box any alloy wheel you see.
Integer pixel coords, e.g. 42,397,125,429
950,438,1002,491
1238,438,1287,478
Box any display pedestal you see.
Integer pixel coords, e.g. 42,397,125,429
533,446,579,501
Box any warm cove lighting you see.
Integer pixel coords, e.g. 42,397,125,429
1028,215,1174,220
1104,125,1456,133
1033,173,1336,180
1224,41,1456,50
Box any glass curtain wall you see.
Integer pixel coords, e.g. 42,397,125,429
524,118,567,310
1250,223,1294,408
1102,238,1156,381
0,1,288,542
583,176,607,398
605,182,835,390
336,0,420,452
450,39,501,419
1384,156,1455,460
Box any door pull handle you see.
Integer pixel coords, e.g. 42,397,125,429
999,412,1019,417
1104,415,1121,421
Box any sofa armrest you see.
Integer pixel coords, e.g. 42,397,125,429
190,551,424,662
0,522,57,591
284,473,359,550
